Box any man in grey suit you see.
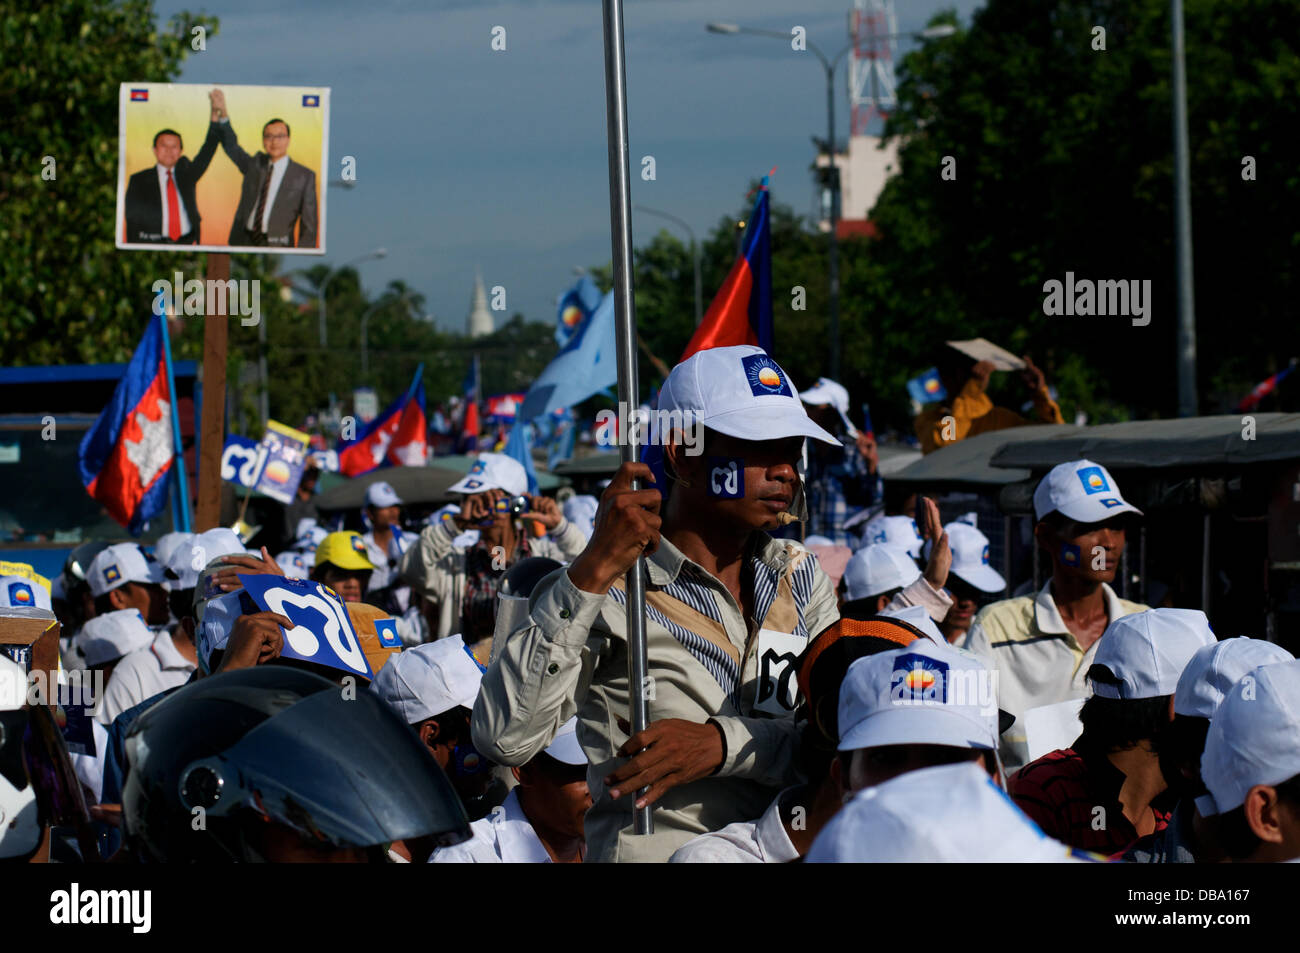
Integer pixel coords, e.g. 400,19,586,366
210,88,317,248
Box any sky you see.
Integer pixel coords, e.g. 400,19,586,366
157,0,985,332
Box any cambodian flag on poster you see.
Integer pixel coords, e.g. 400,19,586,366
337,368,428,477
77,314,176,534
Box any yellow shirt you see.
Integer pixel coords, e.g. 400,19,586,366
914,378,1064,454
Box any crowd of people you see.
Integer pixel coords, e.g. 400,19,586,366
2,341,1297,864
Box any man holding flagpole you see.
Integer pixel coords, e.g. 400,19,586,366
468,345,920,862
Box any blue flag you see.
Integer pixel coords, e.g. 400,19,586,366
556,274,603,349
907,368,948,405
521,291,617,420
503,421,539,494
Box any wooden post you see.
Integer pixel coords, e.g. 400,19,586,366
196,253,230,530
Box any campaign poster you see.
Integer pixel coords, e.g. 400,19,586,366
116,82,329,254
252,420,312,505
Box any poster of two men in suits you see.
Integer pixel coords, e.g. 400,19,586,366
115,83,330,254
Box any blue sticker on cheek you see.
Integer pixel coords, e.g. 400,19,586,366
1060,543,1082,567
706,457,745,499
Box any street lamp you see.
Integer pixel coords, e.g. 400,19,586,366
706,21,954,381
360,290,414,379
634,205,702,327
317,247,387,348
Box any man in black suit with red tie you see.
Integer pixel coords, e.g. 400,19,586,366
123,92,223,244
210,88,317,249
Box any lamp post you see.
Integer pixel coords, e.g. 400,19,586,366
634,205,702,327
317,247,387,348
1170,0,1197,417
706,21,954,381
360,290,414,379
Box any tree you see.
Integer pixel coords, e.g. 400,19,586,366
0,0,221,363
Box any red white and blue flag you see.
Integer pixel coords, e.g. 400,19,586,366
338,367,428,477
679,180,774,362
77,314,177,534
130,89,149,101
1238,362,1296,412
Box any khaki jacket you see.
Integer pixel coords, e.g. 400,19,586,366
471,534,841,863
399,519,588,641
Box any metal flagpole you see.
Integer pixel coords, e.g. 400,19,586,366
601,0,652,836
158,311,192,533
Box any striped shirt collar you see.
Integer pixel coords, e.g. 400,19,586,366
1034,580,1125,639
646,532,793,588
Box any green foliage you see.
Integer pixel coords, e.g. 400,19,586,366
0,0,219,363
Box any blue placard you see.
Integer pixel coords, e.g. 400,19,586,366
220,435,264,488
237,574,374,679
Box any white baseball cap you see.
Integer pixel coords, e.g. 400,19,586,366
448,453,528,497
162,528,247,592
0,575,52,611
1089,608,1216,700
837,637,999,752
799,377,858,436
369,635,484,724
1174,637,1295,719
842,544,921,602
293,519,328,552
657,345,840,447
859,515,923,558
86,543,167,598
79,609,153,667
152,531,193,567
1200,659,1300,816
806,761,1084,863
275,551,313,580
1033,459,1142,524
935,523,1005,594
542,717,588,766
366,481,403,508
877,604,946,645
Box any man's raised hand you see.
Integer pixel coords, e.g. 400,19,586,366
566,462,661,595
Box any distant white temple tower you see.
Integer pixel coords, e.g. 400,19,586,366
466,268,495,338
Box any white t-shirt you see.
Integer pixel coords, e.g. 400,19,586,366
427,789,551,863
95,629,196,725
668,786,800,863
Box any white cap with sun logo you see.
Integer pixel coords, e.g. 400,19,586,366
1033,458,1142,524
658,345,841,446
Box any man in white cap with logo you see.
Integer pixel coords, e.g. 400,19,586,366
966,459,1148,770
799,377,881,544
95,528,246,724
362,480,410,592
1127,636,1294,863
80,609,154,716
1009,608,1213,855
834,636,1004,796
429,717,590,863
921,522,1005,646
807,760,1088,862
855,513,923,557
475,344,859,862
1196,659,1300,862
400,452,586,643
85,543,170,628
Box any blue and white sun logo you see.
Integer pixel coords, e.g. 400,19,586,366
104,565,121,585
981,544,990,565
1076,466,1110,495
740,354,793,397
469,459,487,475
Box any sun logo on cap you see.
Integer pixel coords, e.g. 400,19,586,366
892,653,949,703
741,354,793,397
104,565,121,584
924,377,941,394
439,510,456,524
1099,497,1123,509
905,668,935,692
469,460,487,475
8,582,33,605
350,534,367,554
1076,466,1110,495
981,544,990,565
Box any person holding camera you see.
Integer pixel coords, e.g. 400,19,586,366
400,453,588,646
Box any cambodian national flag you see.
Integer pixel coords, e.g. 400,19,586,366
78,314,176,534
680,184,773,362
130,89,149,102
1238,361,1296,412
337,368,428,476
907,368,948,405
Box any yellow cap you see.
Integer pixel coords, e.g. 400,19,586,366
314,531,376,572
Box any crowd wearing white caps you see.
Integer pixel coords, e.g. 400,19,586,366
6,344,1300,865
